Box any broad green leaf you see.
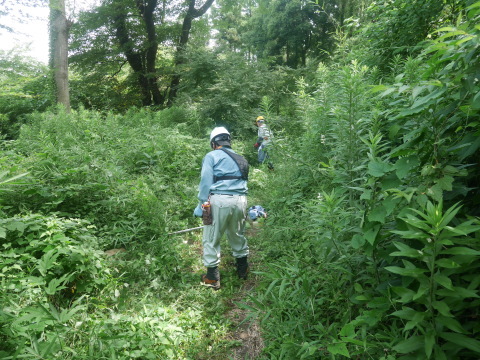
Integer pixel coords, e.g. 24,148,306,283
391,229,429,240
414,278,429,300
45,278,67,295
437,30,468,41
368,160,392,177
360,189,372,200
58,305,85,323
354,283,364,293
382,196,400,215
26,276,46,287
367,296,390,309
456,35,475,46
364,225,380,245
435,176,454,191
393,335,424,354
390,241,423,258
404,312,426,331
427,184,443,202
385,266,426,278
435,26,457,32
437,286,479,299
437,202,462,229
5,221,26,234
436,315,466,333
444,221,480,235
368,205,387,223
37,250,60,277
425,330,435,359
388,123,402,139
327,342,350,358
400,212,433,232
380,87,396,97
439,332,480,353
0,227,6,239
394,156,420,179
434,345,448,360
351,234,365,249
434,273,454,290
371,84,388,92
440,247,480,256
340,323,355,338
432,301,453,317
353,309,383,327
380,173,403,190
435,258,460,268
392,287,415,303
412,85,427,99
467,2,480,10
473,90,480,109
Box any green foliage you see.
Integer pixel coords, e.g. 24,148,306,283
0,50,51,138
249,255,357,359
241,0,338,67
0,213,110,356
0,106,254,359
178,51,279,134
361,0,468,71
3,107,205,248
387,201,480,359
249,2,480,359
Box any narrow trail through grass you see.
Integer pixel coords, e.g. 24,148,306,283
174,222,265,359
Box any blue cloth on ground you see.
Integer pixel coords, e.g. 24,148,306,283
248,205,267,220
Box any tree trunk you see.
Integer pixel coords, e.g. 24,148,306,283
167,0,215,105
136,0,164,105
114,0,164,106
49,0,71,112
113,7,151,106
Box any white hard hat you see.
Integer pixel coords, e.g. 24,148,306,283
210,127,230,141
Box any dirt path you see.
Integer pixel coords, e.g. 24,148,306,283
227,225,264,359
184,223,265,358
227,265,264,359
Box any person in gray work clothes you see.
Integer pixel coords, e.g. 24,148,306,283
193,126,249,290
253,115,274,170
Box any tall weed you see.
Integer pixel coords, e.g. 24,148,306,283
7,108,205,248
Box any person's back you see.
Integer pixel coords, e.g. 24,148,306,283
194,127,250,290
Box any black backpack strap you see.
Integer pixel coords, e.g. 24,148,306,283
214,175,242,182
214,148,249,182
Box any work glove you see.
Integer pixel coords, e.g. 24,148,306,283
193,204,203,217
253,142,260,149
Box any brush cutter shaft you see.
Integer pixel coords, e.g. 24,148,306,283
168,226,203,235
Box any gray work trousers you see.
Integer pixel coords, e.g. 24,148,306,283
202,194,249,268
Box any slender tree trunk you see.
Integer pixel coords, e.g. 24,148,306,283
168,0,215,105
49,0,71,112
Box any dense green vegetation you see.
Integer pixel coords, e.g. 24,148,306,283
1,0,480,359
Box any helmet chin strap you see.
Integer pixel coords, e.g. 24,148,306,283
211,141,222,149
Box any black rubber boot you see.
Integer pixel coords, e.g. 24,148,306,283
201,266,220,290
236,257,249,280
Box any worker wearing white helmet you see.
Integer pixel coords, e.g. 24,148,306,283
193,126,249,290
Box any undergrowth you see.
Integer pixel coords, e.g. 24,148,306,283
0,108,261,359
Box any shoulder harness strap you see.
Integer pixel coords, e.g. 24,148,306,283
213,148,249,183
